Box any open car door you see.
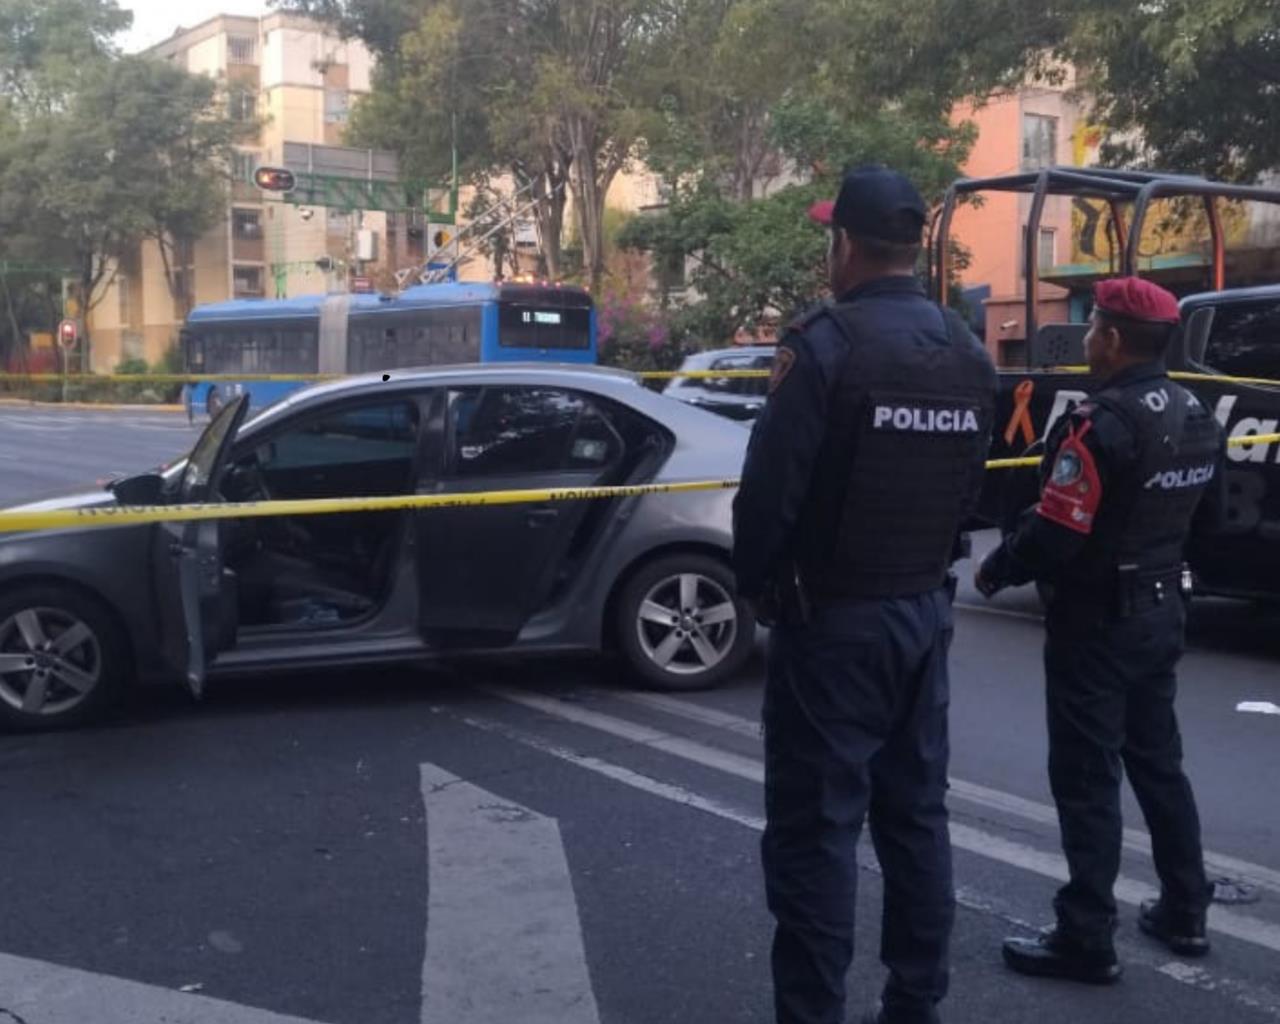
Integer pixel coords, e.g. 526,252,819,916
153,394,249,698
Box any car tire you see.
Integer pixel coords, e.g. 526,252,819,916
615,553,753,692
0,585,128,732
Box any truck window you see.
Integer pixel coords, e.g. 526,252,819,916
1203,299,1280,379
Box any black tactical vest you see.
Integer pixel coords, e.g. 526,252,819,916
796,299,997,600
1057,374,1221,586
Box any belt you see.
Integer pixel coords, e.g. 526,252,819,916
1052,564,1190,620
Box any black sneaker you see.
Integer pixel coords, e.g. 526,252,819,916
1002,927,1122,984
1139,898,1210,957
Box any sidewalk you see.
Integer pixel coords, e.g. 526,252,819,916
0,397,186,413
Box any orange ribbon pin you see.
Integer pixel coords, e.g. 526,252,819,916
1004,379,1036,448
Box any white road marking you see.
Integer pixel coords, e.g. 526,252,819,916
1238,701,1280,716
612,690,1280,898
487,687,1280,956
419,763,601,1024
0,951,329,1024
459,708,1280,1019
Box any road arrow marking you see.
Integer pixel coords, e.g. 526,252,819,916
419,763,601,1024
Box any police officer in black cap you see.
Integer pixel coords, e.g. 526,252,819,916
734,166,997,1024
977,277,1224,982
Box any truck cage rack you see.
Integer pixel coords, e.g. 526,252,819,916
930,167,1280,361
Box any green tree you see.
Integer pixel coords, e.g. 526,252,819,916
289,0,673,292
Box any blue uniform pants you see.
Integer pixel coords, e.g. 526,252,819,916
762,589,955,1024
1044,594,1212,946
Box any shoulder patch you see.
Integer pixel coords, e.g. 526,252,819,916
769,346,797,394
1037,420,1102,535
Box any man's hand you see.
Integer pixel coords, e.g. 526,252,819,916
974,550,1005,599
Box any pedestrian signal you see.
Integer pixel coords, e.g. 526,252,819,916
254,167,296,193
432,229,451,249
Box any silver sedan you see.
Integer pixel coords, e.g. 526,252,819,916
0,365,754,731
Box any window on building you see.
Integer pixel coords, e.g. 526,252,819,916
656,249,687,293
228,88,257,123
227,35,257,64
324,88,349,124
117,275,130,327
1020,226,1059,277
232,151,258,183
233,266,264,297
1021,113,1058,170
232,209,262,239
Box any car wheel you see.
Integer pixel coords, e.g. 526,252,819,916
206,387,224,418
0,586,128,731
615,554,753,691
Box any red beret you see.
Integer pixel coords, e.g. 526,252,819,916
1093,277,1180,325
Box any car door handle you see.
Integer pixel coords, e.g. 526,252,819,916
526,507,560,527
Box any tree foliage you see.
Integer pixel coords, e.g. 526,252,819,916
0,0,246,365
294,0,672,290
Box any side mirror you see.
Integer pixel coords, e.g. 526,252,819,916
110,473,164,505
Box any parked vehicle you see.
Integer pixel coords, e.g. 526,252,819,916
662,346,773,421
0,365,752,731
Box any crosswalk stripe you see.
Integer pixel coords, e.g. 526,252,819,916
612,689,1280,897
486,686,1280,956
460,707,1280,1018
0,951,329,1024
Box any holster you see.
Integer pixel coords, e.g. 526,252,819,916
758,562,812,628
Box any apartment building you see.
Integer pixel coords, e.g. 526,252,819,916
87,12,414,371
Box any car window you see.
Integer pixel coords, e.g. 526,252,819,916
259,402,419,472
446,387,622,478
704,354,772,396
1203,300,1280,378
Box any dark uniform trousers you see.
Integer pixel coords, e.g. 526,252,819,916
763,588,956,1024
1043,590,1212,945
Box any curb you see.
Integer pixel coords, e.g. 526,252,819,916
0,398,186,413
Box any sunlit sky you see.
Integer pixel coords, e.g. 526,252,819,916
119,0,272,53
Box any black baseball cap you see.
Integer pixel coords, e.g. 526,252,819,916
808,166,927,244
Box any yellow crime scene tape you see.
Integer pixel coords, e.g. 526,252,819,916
5,367,1280,386
1,435,1277,536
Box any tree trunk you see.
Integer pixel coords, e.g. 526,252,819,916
0,272,25,372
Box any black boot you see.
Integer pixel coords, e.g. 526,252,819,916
1139,899,1210,957
1002,927,1122,984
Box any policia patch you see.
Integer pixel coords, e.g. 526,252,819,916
769,346,796,394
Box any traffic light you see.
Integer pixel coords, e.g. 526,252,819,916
253,166,296,193
431,229,451,251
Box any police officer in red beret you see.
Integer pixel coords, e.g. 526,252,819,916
977,276,1225,982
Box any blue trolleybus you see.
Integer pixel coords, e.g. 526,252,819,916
182,281,598,417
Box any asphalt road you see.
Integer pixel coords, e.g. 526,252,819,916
2,405,1280,1024
0,403,201,506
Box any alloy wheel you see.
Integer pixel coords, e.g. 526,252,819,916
635,572,739,677
0,607,103,717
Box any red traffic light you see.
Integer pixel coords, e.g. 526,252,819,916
253,166,296,193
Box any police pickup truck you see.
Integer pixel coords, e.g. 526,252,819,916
667,168,1280,602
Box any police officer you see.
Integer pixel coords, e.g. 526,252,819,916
977,277,1223,982
734,166,997,1024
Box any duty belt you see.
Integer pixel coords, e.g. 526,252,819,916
1052,563,1192,621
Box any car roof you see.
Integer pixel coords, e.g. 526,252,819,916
1180,285,1280,310
238,361,749,449
242,363,639,426
676,346,776,368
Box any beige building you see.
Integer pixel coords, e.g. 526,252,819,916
88,12,402,371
